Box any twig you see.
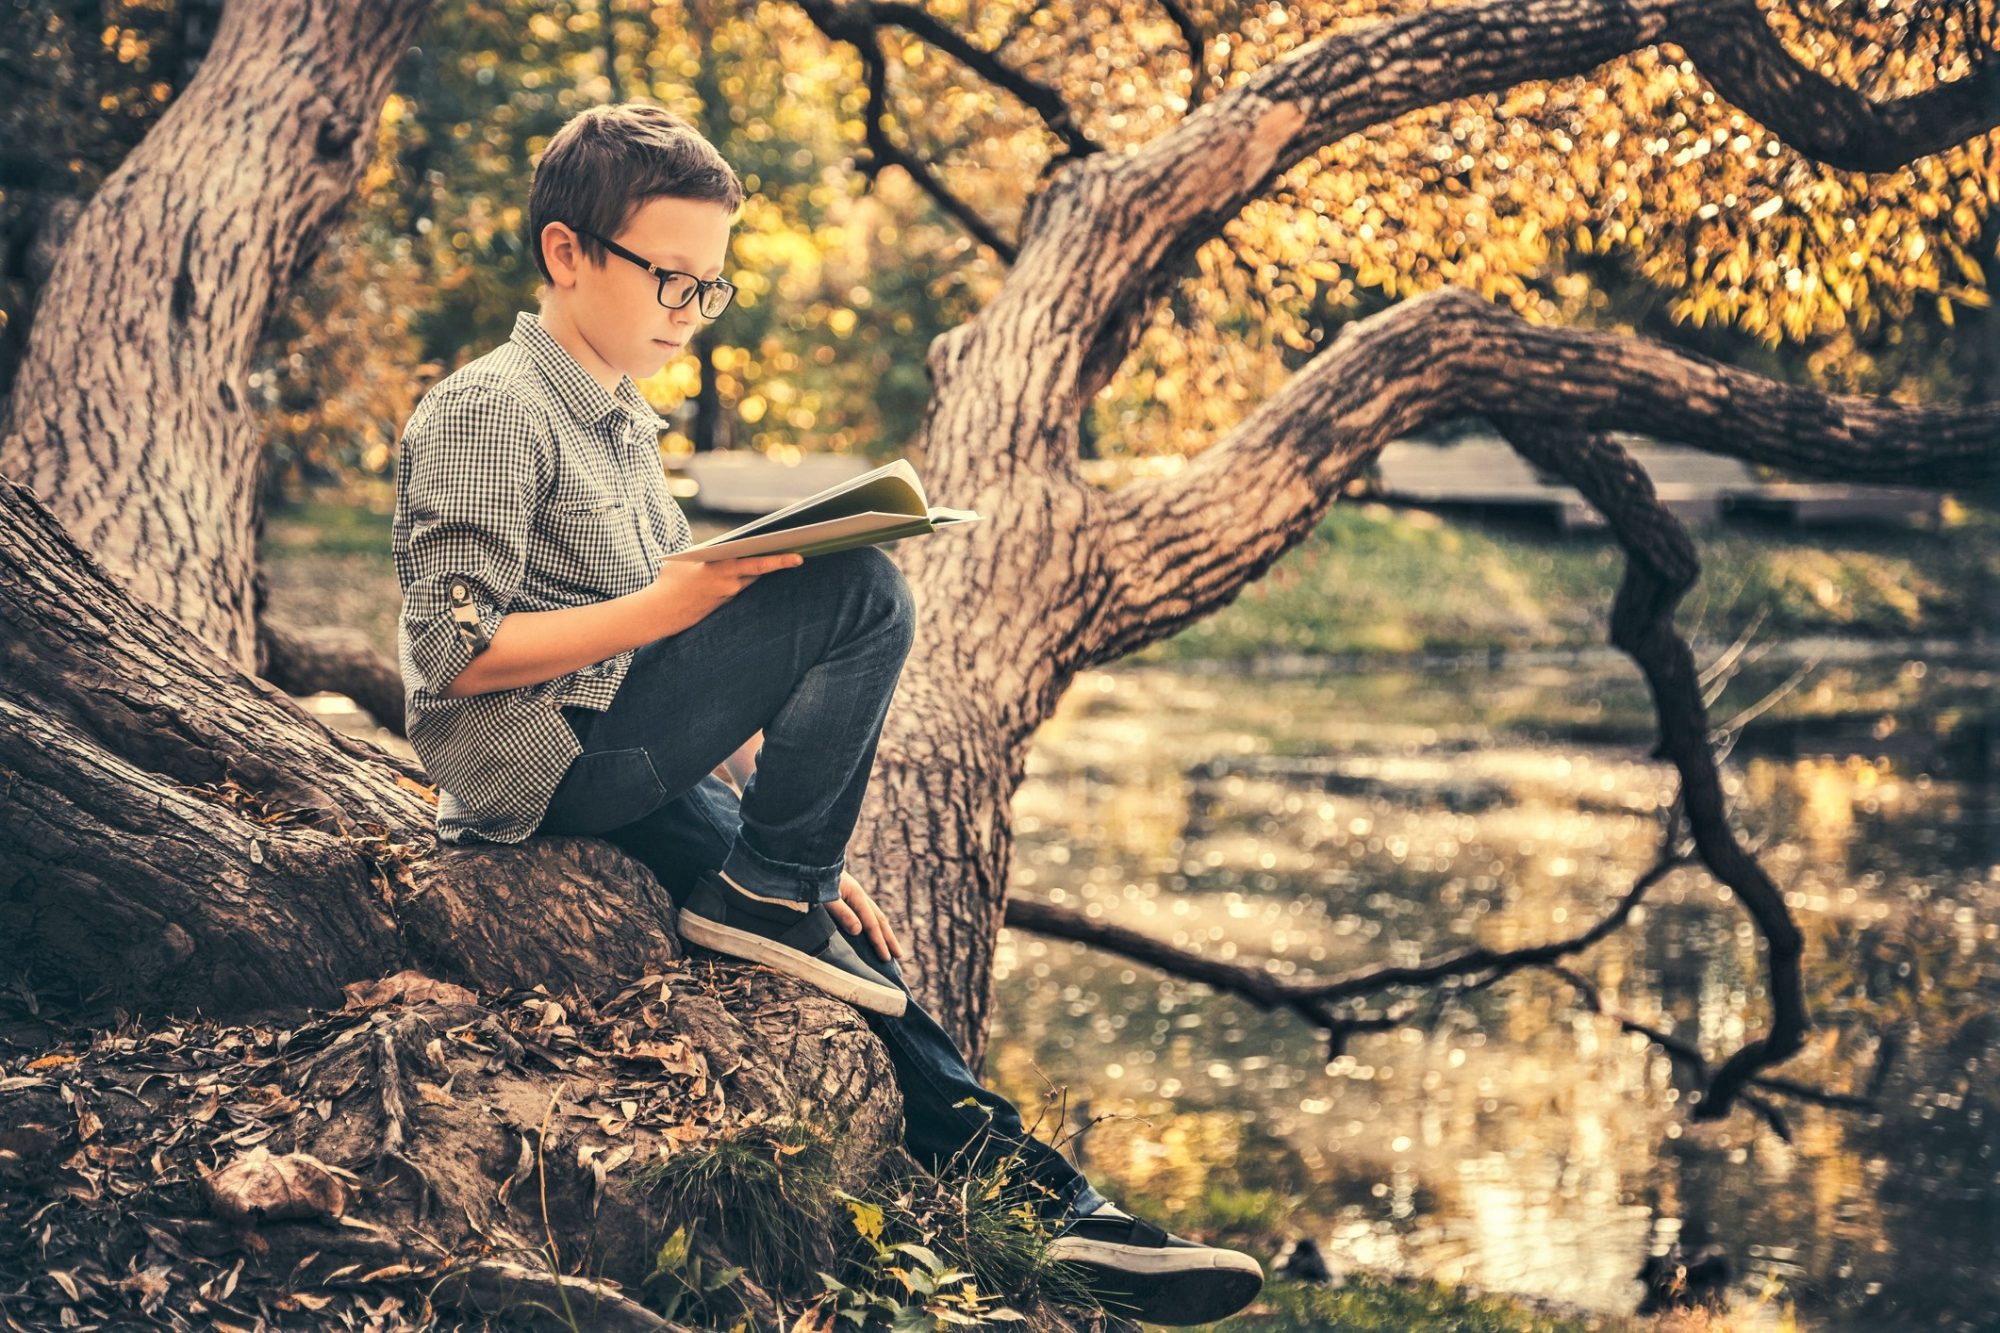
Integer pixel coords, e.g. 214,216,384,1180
373,1023,410,1158
534,1080,575,1328
1540,963,1874,1135
430,1258,683,1332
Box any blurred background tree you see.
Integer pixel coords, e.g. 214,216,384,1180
3,0,1991,508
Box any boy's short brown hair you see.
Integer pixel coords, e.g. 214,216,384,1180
527,102,744,285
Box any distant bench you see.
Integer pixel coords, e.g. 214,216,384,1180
676,452,878,516
1372,433,1940,532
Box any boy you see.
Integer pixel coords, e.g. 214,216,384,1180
392,100,1264,1324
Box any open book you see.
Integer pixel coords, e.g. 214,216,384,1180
663,457,984,563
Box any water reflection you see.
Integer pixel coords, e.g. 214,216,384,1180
995,651,1997,1330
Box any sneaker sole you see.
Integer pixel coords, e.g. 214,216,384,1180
1045,1236,1265,1324
677,909,909,1017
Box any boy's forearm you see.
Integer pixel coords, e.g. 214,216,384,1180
440,585,671,698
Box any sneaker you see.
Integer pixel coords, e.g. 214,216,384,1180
675,870,908,1017
1046,1201,1265,1325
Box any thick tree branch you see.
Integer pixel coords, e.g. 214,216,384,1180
258,614,406,740
1094,285,1991,664
3,476,727,1015
1075,326,1946,1121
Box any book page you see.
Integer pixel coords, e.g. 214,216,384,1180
702,458,928,546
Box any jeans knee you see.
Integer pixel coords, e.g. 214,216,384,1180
850,546,915,648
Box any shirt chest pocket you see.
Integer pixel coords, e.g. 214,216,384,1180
539,493,644,591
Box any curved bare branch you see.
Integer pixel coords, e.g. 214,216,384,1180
868,1,1099,161
1673,0,2000,173
1004,844,1673,1043
848,27,1020,263
790,0,1106,264
1488,417,1806,1119
1154,0,1210,110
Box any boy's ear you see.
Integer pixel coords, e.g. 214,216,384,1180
541,221,584,286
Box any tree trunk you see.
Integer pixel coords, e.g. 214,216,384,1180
0,0,431,672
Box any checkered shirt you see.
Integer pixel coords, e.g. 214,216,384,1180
393,310,693,844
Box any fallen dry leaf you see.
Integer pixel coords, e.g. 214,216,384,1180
394,774,439,804
341,970,477,1011
117,1265,172,1311
202,1146,350,1226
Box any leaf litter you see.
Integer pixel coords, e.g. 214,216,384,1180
0,961,781,1330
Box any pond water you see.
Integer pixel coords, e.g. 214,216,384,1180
989,646,1997,1331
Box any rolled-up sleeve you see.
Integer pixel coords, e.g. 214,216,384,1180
394,384,546,698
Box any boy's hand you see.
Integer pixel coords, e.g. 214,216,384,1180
831,870,904,963
649,552,803,634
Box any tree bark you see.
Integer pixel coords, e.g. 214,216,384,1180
0,0,431,672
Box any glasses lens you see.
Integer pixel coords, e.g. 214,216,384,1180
699,283,734,318
657,273,698,309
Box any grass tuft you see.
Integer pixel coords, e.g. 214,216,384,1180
640,1110,853,1298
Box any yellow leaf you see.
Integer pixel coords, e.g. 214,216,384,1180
842,1194,885,1243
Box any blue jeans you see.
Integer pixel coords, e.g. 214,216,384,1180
533,547,1107,1222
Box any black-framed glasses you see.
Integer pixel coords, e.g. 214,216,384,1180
571,226,737,318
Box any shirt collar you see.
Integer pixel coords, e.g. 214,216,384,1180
511,310,665,434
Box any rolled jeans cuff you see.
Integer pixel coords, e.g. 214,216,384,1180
719,837,844,906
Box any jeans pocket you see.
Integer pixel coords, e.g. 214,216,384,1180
543,746,669,835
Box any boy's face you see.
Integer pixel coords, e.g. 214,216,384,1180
540,194,734,388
